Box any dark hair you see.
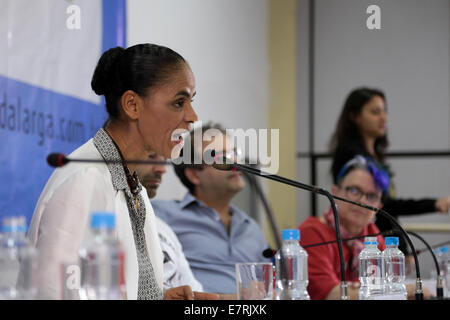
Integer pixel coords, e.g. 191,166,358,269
174,122,227,195
91,43,187,120
329,87,389,178
335,155,390,193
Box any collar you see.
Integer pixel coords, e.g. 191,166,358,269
93,128,142,195
178,192,250,223
179,192,198,209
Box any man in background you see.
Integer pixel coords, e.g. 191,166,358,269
136,152,203,292
152,123,271,295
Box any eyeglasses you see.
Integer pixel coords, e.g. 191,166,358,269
342,185,382,205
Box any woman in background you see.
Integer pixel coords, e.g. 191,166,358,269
299,155,432,300
329,87,450,267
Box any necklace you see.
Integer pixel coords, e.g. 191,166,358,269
104,131,141,196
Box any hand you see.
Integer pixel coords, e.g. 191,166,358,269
217,293,237,300
435,196,450,213
163,285,219,300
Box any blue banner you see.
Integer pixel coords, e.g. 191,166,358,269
0,0,126,225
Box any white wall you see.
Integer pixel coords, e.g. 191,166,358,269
126,0,269,212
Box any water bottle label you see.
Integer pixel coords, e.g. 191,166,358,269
367,265,382,280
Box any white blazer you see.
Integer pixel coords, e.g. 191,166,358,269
27,138,163,300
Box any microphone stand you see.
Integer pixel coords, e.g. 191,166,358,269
241,169,282,250
220,162,424,300
49,152,425,300
404,230,444,299
227,163,349,299
46,153,170,167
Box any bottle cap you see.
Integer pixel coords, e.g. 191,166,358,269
90,212,115,230
385,237,399,246
363,236,378,246
1,216,27,233
282,229,300,241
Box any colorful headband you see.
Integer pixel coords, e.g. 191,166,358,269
336,155,390,193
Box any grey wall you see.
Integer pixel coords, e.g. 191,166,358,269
297,0,450,279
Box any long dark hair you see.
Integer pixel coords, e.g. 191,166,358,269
329,87,390,183
329,87,389,159
91,43,187,120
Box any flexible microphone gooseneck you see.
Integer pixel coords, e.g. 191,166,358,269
405,231,444,299
302,228,443,299
241,168,282,251
210,156,349,299
47,153,171,167
48,152,425,299
210,156,424,300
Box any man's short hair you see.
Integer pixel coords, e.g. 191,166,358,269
173,122,227,194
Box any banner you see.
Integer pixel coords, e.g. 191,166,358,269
0,0,126,225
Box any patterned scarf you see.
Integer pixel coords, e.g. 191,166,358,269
93,128,163,300
323,208,366,276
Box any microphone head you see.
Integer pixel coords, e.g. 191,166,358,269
262,248,276,258
47,153,69,167
203,149,235,171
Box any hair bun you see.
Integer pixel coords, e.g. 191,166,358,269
91,47,125,96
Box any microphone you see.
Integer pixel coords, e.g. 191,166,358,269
208,150,425,300
406,231,445,299
239,161,282,250
262,248,276,258
207,150,349,300
47,153,70,167
47,153,171,168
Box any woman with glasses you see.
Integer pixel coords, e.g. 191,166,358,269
328,87,450,265
298,156,431,300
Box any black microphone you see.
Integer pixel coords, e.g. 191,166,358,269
262,248,276,258
207,150,349,300
208,150,425,300
406,231,445,299
239,160,282,251
47,153,70,167
47,153,171,167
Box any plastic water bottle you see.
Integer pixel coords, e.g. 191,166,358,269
382,237,407,300
435,246,449,297
275,229,310,300
358,237,385,300
0,216,37,300
79,212,125,300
